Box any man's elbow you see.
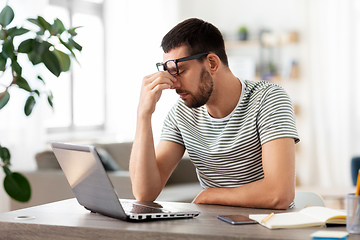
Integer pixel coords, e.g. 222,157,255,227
132,185,160,202
268,190,295,210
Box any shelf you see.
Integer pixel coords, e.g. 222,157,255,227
225,40,260,49
225,31,298,49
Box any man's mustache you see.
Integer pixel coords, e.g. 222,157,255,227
176,89,189,95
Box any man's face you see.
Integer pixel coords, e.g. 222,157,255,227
163,46,213,108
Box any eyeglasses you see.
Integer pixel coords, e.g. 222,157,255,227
156,52,209,76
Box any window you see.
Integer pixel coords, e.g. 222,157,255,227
44,0,106,132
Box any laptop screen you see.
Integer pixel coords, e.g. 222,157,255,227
51,142,127,220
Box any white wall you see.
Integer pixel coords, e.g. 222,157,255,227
104,0,180,144
177,0,306,38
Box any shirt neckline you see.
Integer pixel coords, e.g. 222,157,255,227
206,78,245,121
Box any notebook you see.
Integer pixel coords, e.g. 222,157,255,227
249,206,346,229
50,141,200,221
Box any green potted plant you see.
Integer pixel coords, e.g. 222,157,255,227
0,5,82,203
238,26,248,41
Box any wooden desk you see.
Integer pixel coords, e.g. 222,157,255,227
0,198,353,240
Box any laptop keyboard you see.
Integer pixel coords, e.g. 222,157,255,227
121,201,166,214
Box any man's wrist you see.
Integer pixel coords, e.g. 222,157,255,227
137,109,153,122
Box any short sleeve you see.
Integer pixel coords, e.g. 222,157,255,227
160,103,185,146
257,86,300,145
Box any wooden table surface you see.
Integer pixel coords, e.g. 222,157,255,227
0,198,356,240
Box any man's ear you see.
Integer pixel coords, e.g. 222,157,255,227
207,54,220,74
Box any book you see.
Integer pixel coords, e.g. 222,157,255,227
249,206,346,229
310,230,349,239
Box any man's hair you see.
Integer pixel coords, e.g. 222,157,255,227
161,18,228,67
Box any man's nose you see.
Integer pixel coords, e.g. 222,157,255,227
171,78,181,89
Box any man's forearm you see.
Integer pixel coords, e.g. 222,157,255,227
129,116,163,201
130,72,179,201
193,179,294,210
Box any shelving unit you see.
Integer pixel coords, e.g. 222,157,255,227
225,31,299,83
225,31,304,171
225,40,260,49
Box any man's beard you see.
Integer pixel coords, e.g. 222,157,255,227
176,67,213,108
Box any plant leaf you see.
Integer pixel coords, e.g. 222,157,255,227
7,27,30,37
0,91,10,110
52,18,65,35
18,39,33,53
67,26,82,36
16,76,32,92
33,90,40,97
28,40,51,65
27,18,46,35
59,37,76,58
27,18,42,29
33,40,51,55
2,39,14,58
37,16,51,32
42,50,61,77
4,171,31,202
0,54,7,71
47,93,53,108
11,60,22,76
68,38,82,51
24,95,36,116
0,146,10,162
28,51,42,65
37,75,45,84
0,29,6,40
54,48,70,72
0,5,14,27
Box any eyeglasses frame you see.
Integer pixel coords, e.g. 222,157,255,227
156,52,209,76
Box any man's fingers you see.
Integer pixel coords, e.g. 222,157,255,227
153,83,172,92
144,72,177,90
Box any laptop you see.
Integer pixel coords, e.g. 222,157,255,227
50,142,200,221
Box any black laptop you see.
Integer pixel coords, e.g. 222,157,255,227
50,142,200,221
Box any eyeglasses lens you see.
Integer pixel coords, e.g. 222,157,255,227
165,60,178,75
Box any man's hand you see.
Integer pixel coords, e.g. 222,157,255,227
137,71,177,118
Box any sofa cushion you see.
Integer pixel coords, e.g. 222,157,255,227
94,142,133,170
166,158,198,185
35,151,61,170
96,147,122,171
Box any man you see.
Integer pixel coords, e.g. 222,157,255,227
129,18,299,209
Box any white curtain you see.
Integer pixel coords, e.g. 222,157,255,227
304,0,360,187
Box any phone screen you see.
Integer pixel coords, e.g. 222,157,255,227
217,215,257,225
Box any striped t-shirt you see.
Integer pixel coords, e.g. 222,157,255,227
160,79,300,206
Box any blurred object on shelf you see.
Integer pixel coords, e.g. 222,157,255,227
293,104,300,116
261,31,299,47
225,40,259,49
290,60,300,79
237,26,248,41
283,60,300,79
262,61,277,81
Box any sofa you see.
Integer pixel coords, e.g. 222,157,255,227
10,142,203,211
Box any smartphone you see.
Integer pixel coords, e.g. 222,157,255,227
217,215,257,225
